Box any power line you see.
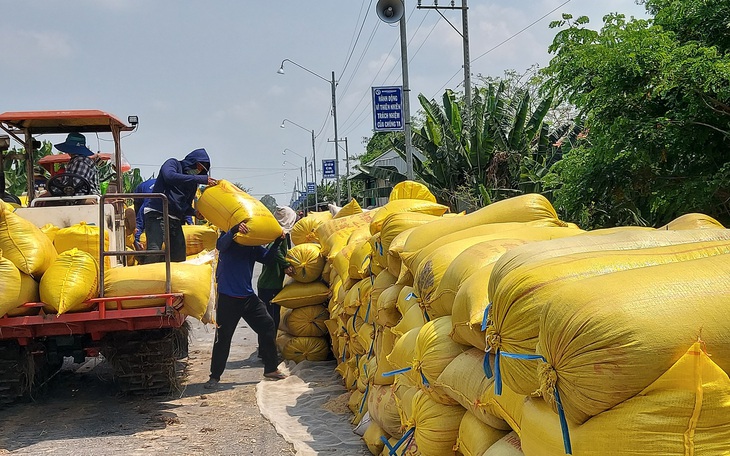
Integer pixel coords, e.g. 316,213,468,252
432,0,573,98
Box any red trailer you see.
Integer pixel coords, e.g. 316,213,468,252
0,111,191,403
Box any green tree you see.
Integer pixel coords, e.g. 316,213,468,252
406,75,555,211
2,141,53,196
260,194,277,214
543,9,730,227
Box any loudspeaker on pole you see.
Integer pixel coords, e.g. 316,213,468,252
375,0,405,23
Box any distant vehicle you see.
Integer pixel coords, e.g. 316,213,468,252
0,110,188,403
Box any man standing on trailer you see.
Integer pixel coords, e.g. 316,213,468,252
144,148,216,263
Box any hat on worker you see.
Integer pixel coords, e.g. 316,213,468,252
274,206,297,233
55,132,94,157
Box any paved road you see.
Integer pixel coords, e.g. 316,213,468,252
0,317,295,456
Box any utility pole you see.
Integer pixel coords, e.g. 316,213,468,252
417,0,471,113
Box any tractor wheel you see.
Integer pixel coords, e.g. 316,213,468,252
101,327,187,395
0,341,33,405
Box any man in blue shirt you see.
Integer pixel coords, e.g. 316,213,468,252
206,221,287,388
144,148,216,262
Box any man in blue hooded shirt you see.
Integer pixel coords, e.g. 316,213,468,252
144,148,217,262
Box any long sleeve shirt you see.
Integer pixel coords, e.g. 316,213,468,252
66,155,101,196
257,237,290,291
216,228,283,298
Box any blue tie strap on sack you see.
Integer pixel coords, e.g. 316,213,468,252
420,370,430,387
494,351,545,396
481,302,492,331
423,308,430,322
483,351,493,379
368,330,375,357
364,296,372,323
405,292,416,301
554,388,572,455
359,384,370,414
382,366,412,377
389,427,415,456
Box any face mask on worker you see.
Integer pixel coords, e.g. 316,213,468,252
186,168,200,175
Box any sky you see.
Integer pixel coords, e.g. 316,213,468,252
2,0,649,205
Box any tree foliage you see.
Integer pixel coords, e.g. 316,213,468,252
260,194,277,214
543,8,730,227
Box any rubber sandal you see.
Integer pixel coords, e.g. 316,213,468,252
263,371,287,381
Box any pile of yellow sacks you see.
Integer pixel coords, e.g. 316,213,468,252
293,183,730,456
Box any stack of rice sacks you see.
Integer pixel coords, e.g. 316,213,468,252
272,210,334,363
481,213,730,456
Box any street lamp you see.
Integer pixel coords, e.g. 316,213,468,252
283,148,308,211
281,118,318,210
277,58,341,205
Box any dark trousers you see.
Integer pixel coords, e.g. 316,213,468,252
210,293,278,380
143,211,186,263
257,288,282,352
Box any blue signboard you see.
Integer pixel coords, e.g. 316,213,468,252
372,86,404,132
322,159,337,179
307,182,316,194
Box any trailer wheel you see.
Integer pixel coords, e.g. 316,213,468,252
0,341,33,405
101,327,187,395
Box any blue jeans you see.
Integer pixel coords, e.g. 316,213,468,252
143,211,186,263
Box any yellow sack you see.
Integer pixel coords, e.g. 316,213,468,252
7,272,41,317
489,239,730,397
104,262,211,320
455,411,510,456
272,280,329,309
40,248,99,315
375,284,404,327
348,240,372,280
387,227,416,278
451,265,496,350
276,333,330,363
196,180,283,246
333,198,363,219
400,193,560,260
396,286,418,316
286,243,325,283
54,222,110,269
40,223,60,243
373,327,397,386
0,250,22,316
431,239,528,319
380,212,441,255
412,316,469,405
386,327,421,386
368,383,403,438
0,207,57,276
488,228,730,299
403,219,573,275
369,199,449,235
413,234,556,319
316,211,375,251
371,270,397,306
290,214,329,246
407,389,465,456
182,224,218,256
537,253,730,425
483,432,524,456
280,304,328,337
391,303,427,338
333,242,357,282
363,420,388,455
368,232,388,270
659,212,725,230
521,342,730,456
434,349,510,430
389,180,436,202
323,224,370,260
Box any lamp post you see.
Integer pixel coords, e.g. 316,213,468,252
281,118,318,210
283,149,308,212
277,59,341,205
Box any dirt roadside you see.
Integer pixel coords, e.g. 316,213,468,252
0,318,298,456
